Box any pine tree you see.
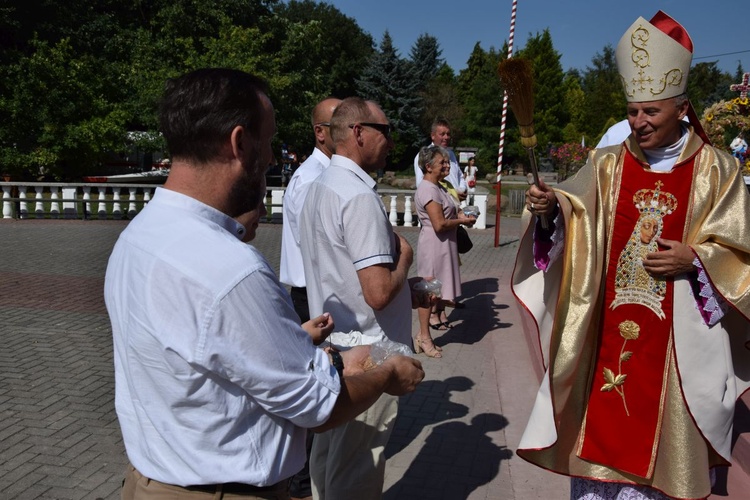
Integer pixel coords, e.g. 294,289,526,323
456,43,505,175
580,45,627,141
517,29,567,149
357,31,422,168
409,34,443,91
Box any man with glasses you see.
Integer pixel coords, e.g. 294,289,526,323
300,97,417,500
414,118,467,202
281,98,341,323
280,97,340,500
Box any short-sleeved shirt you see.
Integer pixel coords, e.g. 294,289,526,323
280,147,331,287
299,155,412,348
105,188,340,487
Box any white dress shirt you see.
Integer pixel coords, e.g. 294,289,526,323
105,188,340,487
413,145,467,194
299,155,412,348
280,148,331,288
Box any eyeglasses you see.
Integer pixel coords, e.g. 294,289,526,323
349,122,392,139
315,122,330,127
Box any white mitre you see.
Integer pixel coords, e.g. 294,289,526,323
615,11,693,103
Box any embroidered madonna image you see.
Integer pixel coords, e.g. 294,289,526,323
610,181,677,319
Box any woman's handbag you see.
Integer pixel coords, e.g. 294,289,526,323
456,226,473,254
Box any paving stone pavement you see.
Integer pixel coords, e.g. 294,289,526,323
24,212,750,499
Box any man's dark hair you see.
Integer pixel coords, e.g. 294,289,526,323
158,68,269,164
431,117,451,134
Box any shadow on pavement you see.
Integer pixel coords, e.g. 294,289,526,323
434,277,513,348
383,413,513,500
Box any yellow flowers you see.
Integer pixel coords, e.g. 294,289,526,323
701,99,750,155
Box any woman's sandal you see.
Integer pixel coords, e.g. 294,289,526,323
414,337,442,358
430,313,450,331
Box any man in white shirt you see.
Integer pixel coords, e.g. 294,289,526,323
413,118,467,201
105,69,424,499
281,97,341,323
300,97,418,500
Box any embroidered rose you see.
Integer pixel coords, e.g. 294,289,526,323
601,320,641,416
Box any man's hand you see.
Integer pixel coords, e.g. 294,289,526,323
643,238,695,277
302,312,334,345
338,345,372,377
525,179,557,217
381,355,425,395
458,191,468,201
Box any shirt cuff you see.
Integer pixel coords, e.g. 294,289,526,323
533,210,564,271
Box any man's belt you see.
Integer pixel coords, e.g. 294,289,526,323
185,480,286,494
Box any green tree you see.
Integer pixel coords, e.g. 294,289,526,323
419,63,463,137
357,31,421,169
561,70,586,143
517,29,567,150
0,37,128,179
273,0,374,98
580,45,627,142
456,43,506,175
688,61,736,117
409,34,443,89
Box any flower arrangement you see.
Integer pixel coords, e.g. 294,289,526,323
702,96,750,173
550,142,591,180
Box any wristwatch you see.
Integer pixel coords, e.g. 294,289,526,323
330,350,344,378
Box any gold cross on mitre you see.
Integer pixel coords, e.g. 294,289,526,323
730,72,750,99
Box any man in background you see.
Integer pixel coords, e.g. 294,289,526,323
280,97,341,500
413,118,467,202
281,98,341,323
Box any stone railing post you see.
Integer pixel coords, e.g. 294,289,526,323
111,187,122,219
403,195,414,227
473,193,488,229
35,186,45,217
82,186,92,219
18,186,29,219
62,186,78,219
97,186,108,219
389,195,398,226
49,186,60,218
127,187,138,218
2,185,13,218
271,189,283,222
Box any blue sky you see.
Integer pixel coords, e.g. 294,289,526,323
318,0,748,78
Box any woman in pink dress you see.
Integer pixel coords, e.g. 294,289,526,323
414,145,476,358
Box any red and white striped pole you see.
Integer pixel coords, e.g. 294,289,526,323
495,0,518,247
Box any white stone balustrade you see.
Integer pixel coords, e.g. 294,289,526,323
0,182,489,229
1,182,155,220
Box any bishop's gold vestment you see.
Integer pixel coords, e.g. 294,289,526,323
512,128,750,499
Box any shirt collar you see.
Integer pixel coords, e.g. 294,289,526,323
310,147,332,166
153,187,247,240
329,154,377,190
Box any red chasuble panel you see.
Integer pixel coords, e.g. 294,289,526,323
578,150,694,478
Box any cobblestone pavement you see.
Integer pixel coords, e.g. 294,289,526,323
0,217,558,499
